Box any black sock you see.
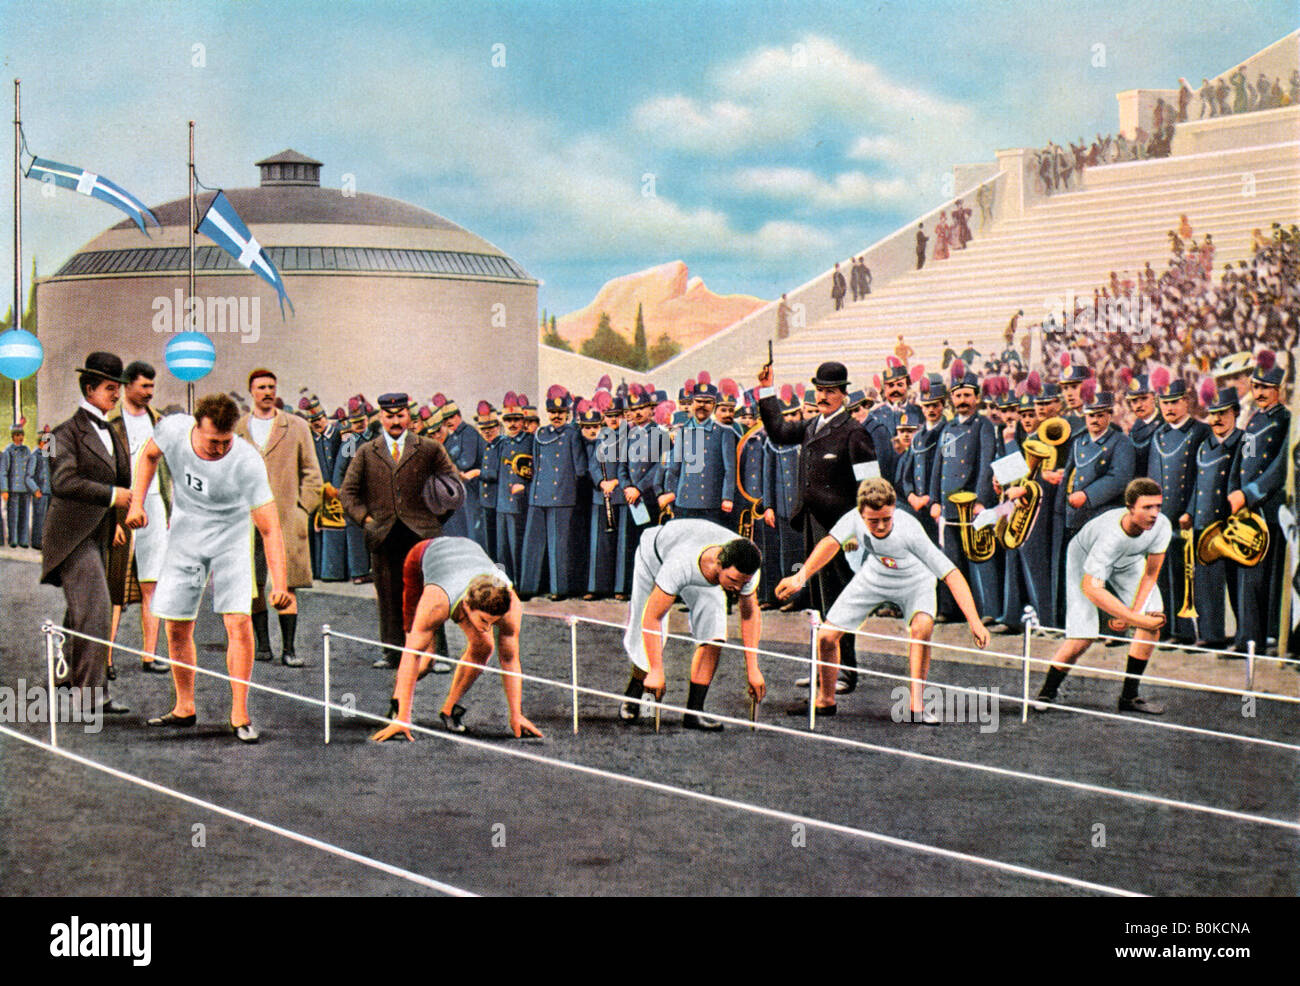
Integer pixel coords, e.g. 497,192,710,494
279,613,297,655
687,681,710,712
251,610,272,652
1040,664,1069,698
624,675,645,699
434,624,449,657
1121,655,1147,700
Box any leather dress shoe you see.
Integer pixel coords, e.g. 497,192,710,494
372,657,398,669
147,711,195,727
581,593,597,601
1117,695,1164,715
280,651,304,668
231,721,259,743
786,700,835,717
141,659,170,674
440,704,469,733
613,593,629,602
547,593,567,602
99,699,131,715
254,649,274,663
836,674,856,695
682,713,723,732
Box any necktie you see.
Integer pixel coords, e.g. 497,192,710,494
391,439,400,461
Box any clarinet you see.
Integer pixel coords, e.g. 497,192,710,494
597,453,616,533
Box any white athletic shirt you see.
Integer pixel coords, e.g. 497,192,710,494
829,507,954,582
1073,508,1172,582
152,414,274,526
121,407,161,498
643,519,759,597
421,536,512,614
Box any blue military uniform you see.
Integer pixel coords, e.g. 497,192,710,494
663,382,737,526
520,397,587,597
1186,395,1243,647
1,429,35,548
616,392,666,597
1046,380,1088,628
864,366,921,492
583,410,620,598
928,378,997,617
1230,370,1290,653
1147,383,1211,643
441,408,486,542
27,432,52,550
892,406,923,519
908,388,948,545
333,416,372,581
495,409,534,584
1125,375,1161,479
994,403,1039,631
311,413,346,580
477,409,503,559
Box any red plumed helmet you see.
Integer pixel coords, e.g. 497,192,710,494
872,373,882,391
885,355,902,369
1059,351,1071,369
910,363,925,383
683,376,696,392
628,382,643,398
1198,377,1217,407
919,376,931,396
476,400,492,416
517,393,530,407
794,382,806,401
1079,379,1097,404
432,393,447,408
503,391,518,407
779,384,794,402
1015,380,1027,398
597,374,612,392
1150,366,1171,391
697,370,711,385
1257,349,1276,371
654,401,674,425
950,359,965,381
593,391,612,412
1118,366,1133,385
546,384,568,401
575,398,592,415
1026,371,1041,396
720,377,739,398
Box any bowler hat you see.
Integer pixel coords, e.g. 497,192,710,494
421,472,466,516
811,361,850,389
76,351,128,384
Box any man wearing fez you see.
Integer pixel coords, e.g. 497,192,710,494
1180,386,1244,650
40,352,134,714
236,369,323,667
758,360,877,692
340,392,460,669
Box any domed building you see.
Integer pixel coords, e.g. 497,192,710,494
35,149,537,419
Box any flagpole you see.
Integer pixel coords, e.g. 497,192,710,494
187,119,195,414
12,79,22,424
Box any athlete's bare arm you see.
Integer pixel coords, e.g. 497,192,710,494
251,501,292,611
1096,553,1166,633
942,569,990,648
125,438,160,529
639,585,677,697
737,590,765,701
495,596,542,738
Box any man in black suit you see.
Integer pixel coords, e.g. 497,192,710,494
757,361,877,696
39,352,134,715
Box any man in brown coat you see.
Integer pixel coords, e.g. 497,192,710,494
40,351,134,714
340,392,459,667
235,368,323,667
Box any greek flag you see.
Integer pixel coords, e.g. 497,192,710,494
25,157,160,234
196,190,294,317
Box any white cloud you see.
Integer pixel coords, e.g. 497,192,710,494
846,135,906,163
731,167,912,209
630,97,756,155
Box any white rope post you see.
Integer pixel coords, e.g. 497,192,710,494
42,621,57,747
1021,606,1036,723
322,625,331,745
807,609,820,732
567,615,579,735
1246,639,1255,695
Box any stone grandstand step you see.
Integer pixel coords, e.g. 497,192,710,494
1069,137,1299,189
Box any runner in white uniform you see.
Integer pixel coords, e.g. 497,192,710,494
371,536,542,742
776,478,988,722
1035,478,1170,715
619,519,764,731
126,393,291,743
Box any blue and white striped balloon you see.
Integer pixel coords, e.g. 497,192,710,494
164,332,216,382
0,329,43,380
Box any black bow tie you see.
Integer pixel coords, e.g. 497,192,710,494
85,413,109,432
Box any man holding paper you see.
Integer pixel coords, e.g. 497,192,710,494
757,360,877,693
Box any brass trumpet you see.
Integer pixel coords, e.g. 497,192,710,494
1198,509,1269,566
504,452,534,482
1177,528,1197,619
949,490,997,562
1000,416,1070,550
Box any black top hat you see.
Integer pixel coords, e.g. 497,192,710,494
76,351,128,384
811,361,850,389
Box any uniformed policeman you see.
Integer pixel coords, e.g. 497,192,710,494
759,385,803,610
520,388,587,600
732,388,765,538
334,398,373,583
994,393,1048,633
660,380,737,526
494,394,534,585
847,389,870,427
617,387,665,599
892,406,921,500
1148,378,1210,645
929,370,998,618
301,395,343,580
1228,362,1290,656
1124,374,1161,477
475,401,502,559
1041,380,1085,628
440,395,486,543
864,361,920,488
578,400,618,599
1180,386,1243,649
27,426,52,550
908,373,948,544
1,420,34,548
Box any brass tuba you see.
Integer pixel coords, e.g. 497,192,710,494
948,490,998,562
999,416,1070,549
1177,529,1198,619
1197,509,1269,566
504,452,534,482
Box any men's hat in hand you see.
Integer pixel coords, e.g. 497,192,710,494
422,472,466,516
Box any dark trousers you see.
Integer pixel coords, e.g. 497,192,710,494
495,511,525,583
372,520,422,665
587,503,619,597
1234,522,1284,653
31,493,47,550
520,504,575,596
1158,523,1197,642
7,493,30,547
478,505,498,560
345,517,369,578
804,513,856,676
55,536,112,693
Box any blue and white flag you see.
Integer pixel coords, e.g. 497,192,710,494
196,190,294,317
25,157,160,234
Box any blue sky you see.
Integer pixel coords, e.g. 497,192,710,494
0,0,1294,317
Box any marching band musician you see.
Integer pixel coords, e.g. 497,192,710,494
908,373,948,544
493,394,533,585
660,379,737,527
474,402,502,558
617,388,667,601
519,388,587,601
1123,373,1161,478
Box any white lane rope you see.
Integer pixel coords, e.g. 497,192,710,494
0,722,476,897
